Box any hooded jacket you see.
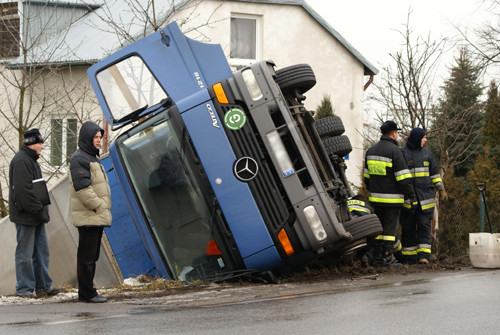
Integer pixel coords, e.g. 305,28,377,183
9,145,50,225
364,135,415,207
69,121,111,227
402,139,444,213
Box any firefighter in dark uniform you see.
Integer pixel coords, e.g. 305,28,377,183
400,128,447,264
364,121,415,266
348,195,376,265
347,195,372,217
349,195,404,265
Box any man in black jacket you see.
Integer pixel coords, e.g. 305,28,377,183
400,128,447,264
9,129,61,298
364,121,415,266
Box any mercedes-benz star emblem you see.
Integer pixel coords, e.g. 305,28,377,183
234,157,259,182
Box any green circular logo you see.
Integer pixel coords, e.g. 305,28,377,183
224,108,247,130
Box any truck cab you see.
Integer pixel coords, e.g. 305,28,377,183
88,22,382,281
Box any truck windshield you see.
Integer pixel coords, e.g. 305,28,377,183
116,113,226,281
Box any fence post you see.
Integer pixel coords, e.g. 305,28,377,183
479,195,485,232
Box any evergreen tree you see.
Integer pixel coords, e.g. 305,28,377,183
482,81,500,168
314,94,335,120
468,147,500,203
430,48,484,178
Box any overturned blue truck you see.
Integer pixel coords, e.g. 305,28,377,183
89,21,382,282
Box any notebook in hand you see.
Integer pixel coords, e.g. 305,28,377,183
32,178,51,205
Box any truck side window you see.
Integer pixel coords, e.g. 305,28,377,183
96,56,167,122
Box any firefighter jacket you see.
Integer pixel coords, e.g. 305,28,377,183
347,198,372,217
401,141,444,213
364,135,414,207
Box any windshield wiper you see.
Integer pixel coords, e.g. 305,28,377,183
115,104,149,124
112,98,174,131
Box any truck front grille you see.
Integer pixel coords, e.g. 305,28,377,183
217,104,291,234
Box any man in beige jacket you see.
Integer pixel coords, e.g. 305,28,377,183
69,121,111,303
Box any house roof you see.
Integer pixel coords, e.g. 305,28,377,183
7,0,377,75
21,0,101,10
233,0,378,75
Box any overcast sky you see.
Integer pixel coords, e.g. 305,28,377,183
306,0,494,83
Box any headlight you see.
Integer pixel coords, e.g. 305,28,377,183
266,130,294,177
242,69,263,101
304,205,327,242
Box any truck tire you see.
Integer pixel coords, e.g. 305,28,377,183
343,214,383,240
322,135,352,157
275,64,316,94
330,214,382,257
314,116,345,138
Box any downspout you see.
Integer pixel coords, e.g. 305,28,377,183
364,74,374,91
103,119,109,154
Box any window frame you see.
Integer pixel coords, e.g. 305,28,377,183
46,116,78,169
229,13,262,68
0,2,21,59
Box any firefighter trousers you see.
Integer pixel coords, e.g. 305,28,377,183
400,207,433,263
374,206,400,238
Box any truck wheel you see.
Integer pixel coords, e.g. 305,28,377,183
275,64,316,94
331,214,382,256
343,214,383,240
314,116,345,138
322,135,352,157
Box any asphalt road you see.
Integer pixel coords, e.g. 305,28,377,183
0,267,498,334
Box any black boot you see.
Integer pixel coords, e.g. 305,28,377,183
373,242,402,267
371,242,385,267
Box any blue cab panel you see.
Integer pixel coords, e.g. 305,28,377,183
101,155,159,278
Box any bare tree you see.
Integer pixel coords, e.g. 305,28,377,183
0,1,100,217
371,10,448,135
85,0,224,46
458,0,500,72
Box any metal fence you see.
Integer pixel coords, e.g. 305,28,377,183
434,198,499,258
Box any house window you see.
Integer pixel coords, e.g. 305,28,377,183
230,15,260,66
0,2,20,59
50,118,77,166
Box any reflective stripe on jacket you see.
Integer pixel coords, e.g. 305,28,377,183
402,143,444,213
364,136,415,207
347,199,372,216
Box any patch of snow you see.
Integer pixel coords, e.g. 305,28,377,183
0,290,78,305
123,277,146,287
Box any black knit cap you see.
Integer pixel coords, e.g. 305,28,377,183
23,128,44,145
380,120,401,134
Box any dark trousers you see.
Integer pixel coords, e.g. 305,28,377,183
400,207,433,261
369,206,401,263
374,206,400,238
77,226,103,300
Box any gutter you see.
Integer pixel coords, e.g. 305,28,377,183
364,74,374,91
